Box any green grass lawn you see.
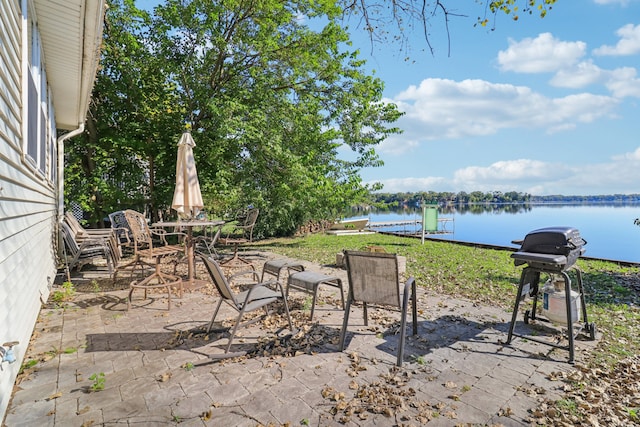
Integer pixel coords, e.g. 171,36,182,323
254,232,640,369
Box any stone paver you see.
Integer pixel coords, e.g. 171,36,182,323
3,250,598,426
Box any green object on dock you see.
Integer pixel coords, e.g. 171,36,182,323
423,205,438,232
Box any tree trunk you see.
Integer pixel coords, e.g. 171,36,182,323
148,154,157,223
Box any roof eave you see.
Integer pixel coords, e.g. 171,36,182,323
35,0,106,130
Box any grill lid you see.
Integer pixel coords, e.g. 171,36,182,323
518,226,586,255
511,226,587,272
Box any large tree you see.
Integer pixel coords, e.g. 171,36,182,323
66,0,401,236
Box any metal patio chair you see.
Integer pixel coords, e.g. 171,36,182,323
200,254,293,356
339,250,418,367
60,221,115,277
219,207,259,267
107,210,133,252
64,211,121,265
114,210,184,309
194,222,224,259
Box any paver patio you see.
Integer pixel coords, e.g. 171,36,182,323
3,251,598,426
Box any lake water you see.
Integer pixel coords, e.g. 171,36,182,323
346,204,640,264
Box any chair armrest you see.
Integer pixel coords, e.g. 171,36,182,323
156,228,187,239
79,229,114,236
148,227,169,245
149,227,186,245
228,268,260,283
194,234,216,243
111,227,131,245
77,238,111,252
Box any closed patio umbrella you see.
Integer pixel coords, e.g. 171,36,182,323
172,132,203,219
170,131,206,289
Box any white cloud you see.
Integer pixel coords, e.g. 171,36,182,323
550,63,640,98
451,159,572,193
376,135,419,155
497,33,586,73
594,24,640,56
381,78,619,147
371,147,640,195
593,0,633,4
555,149,640,193
605,67,640,97
613,146,640,160
453,159,568,182
368,176,449,193
549,60,605,88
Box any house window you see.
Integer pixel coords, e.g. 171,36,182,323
24,4,55,181
48,94,57,182
26,70,37,163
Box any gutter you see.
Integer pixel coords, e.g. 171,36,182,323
56,124,84,224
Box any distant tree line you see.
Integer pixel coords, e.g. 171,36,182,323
371,192,640,208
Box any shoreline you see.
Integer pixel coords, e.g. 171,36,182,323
376,230,640,267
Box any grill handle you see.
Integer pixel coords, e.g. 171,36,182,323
566,237,587,250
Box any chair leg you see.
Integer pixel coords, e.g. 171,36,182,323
397,298,410,367
207,299,224,333
310,285,318,321
225,310,246,353
280,291,293,331
362,302,369,327
127,257,179,311
339,298,353,351
411,280,418,335
105,248,114,278
166,278,172,310
127,282,136,310
114,255,153,282
220,244,252,267
397,278,417,367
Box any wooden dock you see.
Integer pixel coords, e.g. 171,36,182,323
368,218,454,234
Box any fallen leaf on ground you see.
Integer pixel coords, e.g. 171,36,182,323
46,392,62,401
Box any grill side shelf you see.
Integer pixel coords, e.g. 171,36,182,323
511,251,567,266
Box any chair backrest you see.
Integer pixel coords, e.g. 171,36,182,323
241,208,259,241
60,221,80,257
123,210,153,250
243,208,259,227
64,211,86,238
200,254,239,306
208,223,223,245
108,210,132,243
344,250,401,308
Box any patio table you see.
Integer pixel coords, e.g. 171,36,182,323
154,219,224,291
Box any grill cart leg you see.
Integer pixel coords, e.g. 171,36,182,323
559,271,576,363
574,268,597,340
527,269,541,323
507,266,595,364
507,268,539,344
575,268,597,339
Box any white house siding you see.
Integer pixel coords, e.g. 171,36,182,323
0,0,60,419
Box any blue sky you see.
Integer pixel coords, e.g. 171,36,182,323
137,1,640,196
343,0,640,195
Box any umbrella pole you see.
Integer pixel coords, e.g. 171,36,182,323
187,226,195,292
